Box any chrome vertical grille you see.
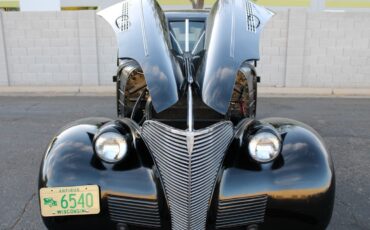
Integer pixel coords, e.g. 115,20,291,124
141,121,234,230
216,195,268,229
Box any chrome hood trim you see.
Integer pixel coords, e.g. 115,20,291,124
196,0,274,114
98,0,184,113
141,121,234,230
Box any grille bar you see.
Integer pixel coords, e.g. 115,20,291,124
142,121,234,230
216,195,268,229
107,196,161,228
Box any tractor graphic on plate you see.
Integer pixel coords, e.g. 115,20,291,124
43,198,57,208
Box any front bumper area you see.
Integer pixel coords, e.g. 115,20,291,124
42,185,165,230
39,118,334,230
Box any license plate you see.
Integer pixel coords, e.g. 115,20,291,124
40,185,100,217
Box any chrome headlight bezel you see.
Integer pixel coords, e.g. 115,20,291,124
248,128,282,163
94,132,129,164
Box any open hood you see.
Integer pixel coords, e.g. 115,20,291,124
98,0,184,113
196,0,274,114
99,0,273,115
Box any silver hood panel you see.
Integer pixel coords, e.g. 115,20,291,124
99,0,273,115
98,0,184,113
196,0,274,114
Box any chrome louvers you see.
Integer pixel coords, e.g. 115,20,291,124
116,0,130,32
246,1,258,33
141,121,234,230
107,196,161,228
216,195,268,229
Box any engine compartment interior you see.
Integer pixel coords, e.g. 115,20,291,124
116,59,256,129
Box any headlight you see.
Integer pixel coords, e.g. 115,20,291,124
95,132,128,163
248,132,281,163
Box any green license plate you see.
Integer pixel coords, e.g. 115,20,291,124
40,185,100,217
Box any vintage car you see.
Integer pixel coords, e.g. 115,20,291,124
38,0,335,229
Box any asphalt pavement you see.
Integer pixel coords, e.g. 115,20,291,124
0,96,369,230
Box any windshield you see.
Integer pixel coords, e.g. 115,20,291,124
169,20,205,54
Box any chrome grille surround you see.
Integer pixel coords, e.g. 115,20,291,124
141,121,234,230
107,195,161,228
216,195,268,229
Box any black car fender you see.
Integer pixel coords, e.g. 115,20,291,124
214,118,335,230
38,117,169,229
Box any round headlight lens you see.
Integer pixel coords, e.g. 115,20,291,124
95,132,128,163
248,132,281,163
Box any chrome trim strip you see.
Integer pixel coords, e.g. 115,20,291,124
187,84,194,132
139,0,149,56
185,19,190,52
230,0,235,58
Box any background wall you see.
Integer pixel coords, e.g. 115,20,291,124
259,9,370,88
0,9,369,88
20,0,60,11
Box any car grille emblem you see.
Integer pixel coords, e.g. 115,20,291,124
186,132,194,155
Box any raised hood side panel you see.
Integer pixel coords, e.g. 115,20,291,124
98,0,184,113
196,0,274,115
